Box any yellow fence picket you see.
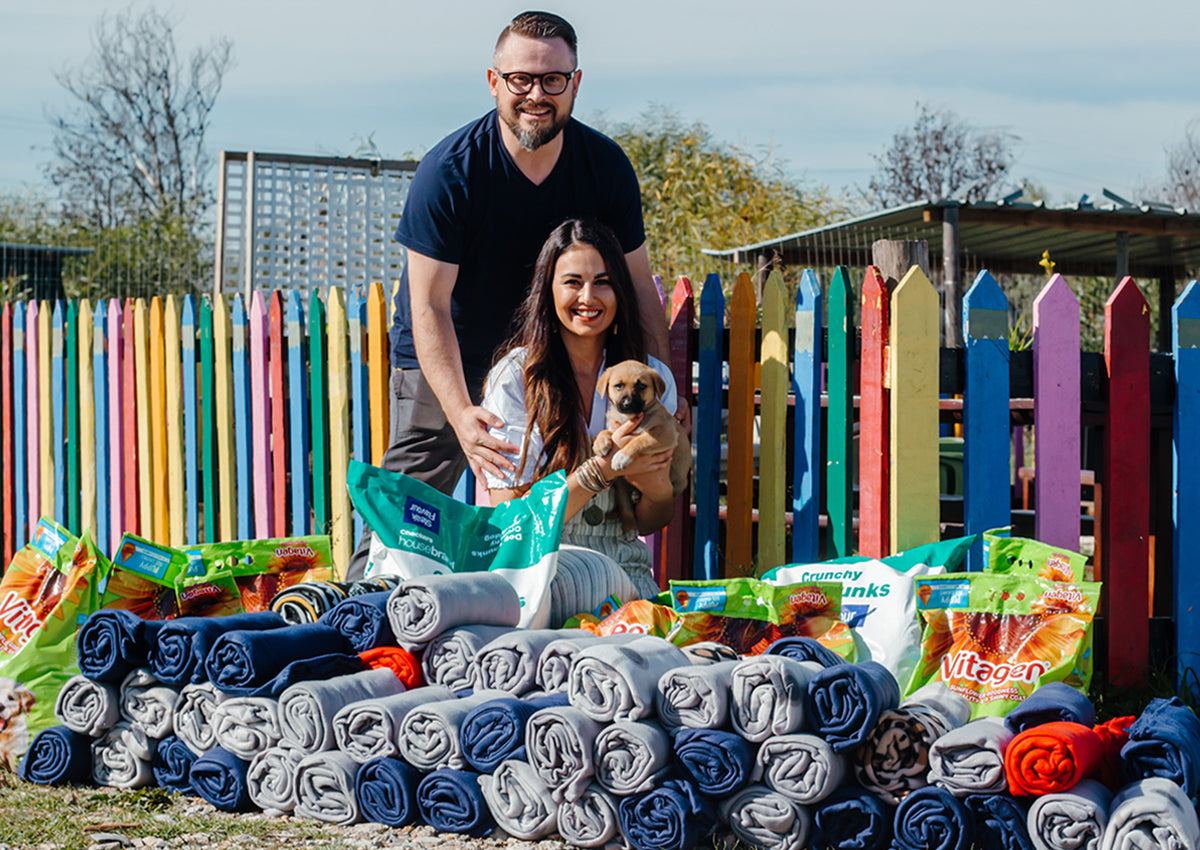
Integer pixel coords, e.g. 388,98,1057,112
79,300,96,538
327,288,352,575
758,270,788,570
726,273,755,575
213,294,236,541
367,282,389,465
149,297,169,543
165,296,185,546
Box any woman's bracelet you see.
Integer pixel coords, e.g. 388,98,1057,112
575,455,612,493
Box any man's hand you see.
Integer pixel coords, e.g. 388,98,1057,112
450,405,518,481
674,396,692,436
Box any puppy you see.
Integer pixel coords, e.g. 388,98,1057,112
592,360,691,532
0,675,35,769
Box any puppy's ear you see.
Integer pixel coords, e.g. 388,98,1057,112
649,369,666,399
595,367,612,400
17,685,34,712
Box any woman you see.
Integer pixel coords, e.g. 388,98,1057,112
480,219,679,625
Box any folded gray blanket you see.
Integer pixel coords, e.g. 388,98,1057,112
55,674,120,736
754,733,848,805
479,758,558,840
526,704,607,803
568,636,691,722
212,697,283,761
1099,776,1200,850
556,783,621,848
396,689,508,770
247,743,306,815
293,750,362,825
279,667,406,754
536,633,603,693
657,660,738,730
91,721,156,789
474,629,579,695
928,716,1014,797
173,683,225,755
386,572,521,648
1027,778,1112,850
333,685,456,763
422,625,514,691
119,668,180,739
593,720,673,796
718,784,812,850
730,656,823,742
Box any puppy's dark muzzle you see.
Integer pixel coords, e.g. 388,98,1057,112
615,393,645,415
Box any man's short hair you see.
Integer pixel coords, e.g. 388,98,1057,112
494,11,577,66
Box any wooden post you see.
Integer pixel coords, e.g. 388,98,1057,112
859,267,890,558
1173,280,1200,688
1115,231,1130,280
726,273,755,574
792,269,823,564
825,266,854,559
872,240,930,287
759,270,788,570
943,205,963,348
1158,262,1177,353
663,276,695,586
695,274,724,580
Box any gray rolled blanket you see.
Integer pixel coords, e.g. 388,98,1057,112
1027,778,1112,850
279,667,406,753
754,733,848,805
657,660,737,730
386,572,520,649
928,715,1014,797
474,629,580,695
421,625,513,691
568,636,690,723
479,758,558,840
730,656,823,742
556,783,621,848
119,668,179,739
1099,776,1200,850
333,685,456,763
593,720,673,795
212,697,283,761
526,704,606,803
395,689,508,770
293,749,362,825
55,674,120,736
91,721,156,789
536,633,602,693
247,743,306,815
172,683,225,755
719,784,812,850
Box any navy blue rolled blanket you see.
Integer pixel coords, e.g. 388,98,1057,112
1004,682,1095,733
416,768,494,837
617,778,717,850
811,786,894,850
805,660,900,752
672,727,754,797
77,609,164,683
320,591,396,652
189,746,254,812
1120,695,1200,796
460,692,569,773
891,785,972,850
355,757,423,827
18,725,92,785
203,622,360,696
151,611,286,686
963,793,1033,850
766,635,847,668
153,735,199,795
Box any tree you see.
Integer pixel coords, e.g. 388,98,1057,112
1163,120,1200,209
602,109,845,286
867,103,1016,208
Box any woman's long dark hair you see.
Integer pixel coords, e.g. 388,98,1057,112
495,219,648,486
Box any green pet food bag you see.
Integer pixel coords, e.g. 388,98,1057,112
982,527,1090,582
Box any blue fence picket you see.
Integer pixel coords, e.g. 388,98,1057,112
347,285,369,544
51,301,65,525
286,290,311,536
1173,280,1200,686
962,270,1011,571
695,273,724,580
182,295,199,544
792,268,823,563
12,305,26,549
231,295,253,540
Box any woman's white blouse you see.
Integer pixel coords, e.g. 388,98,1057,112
480,347,678,490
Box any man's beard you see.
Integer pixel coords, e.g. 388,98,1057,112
500,98,571,151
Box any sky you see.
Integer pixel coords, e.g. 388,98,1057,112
2,0,1199,220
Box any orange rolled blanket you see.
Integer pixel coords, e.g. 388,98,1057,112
1005,721,1104,796
359,646,424,689
1092,715,1136,789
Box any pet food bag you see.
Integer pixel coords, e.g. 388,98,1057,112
907,572,1100,718
100,534,197,619
179,536,335,613
348,460,567,629
982,527,1090,582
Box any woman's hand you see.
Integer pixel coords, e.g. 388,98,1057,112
606,416,674,500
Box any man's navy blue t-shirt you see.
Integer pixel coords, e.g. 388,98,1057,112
389,110,645,384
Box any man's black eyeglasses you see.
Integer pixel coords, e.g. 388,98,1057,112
495,70,577,96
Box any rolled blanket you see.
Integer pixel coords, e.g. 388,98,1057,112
173,683,225,755
119,668,180,738
892,785,973,850
754,733,847,805
593,720,673,795
854,681,973,804
350,576,403,595
269,580,351,624
1006,683,1096,733
1119,696,1200,796
557,783,621,849
386,572,521,648
422,625,513,691
212,697,282,761
1006,722,1104,796
568,635,691,723
359,646,423,689
479,758,558,840
1093,715,1135,789
811,786,895,850
54,674,120,736
805,660,901,752
459,692,570,773
152,735,198,795
203,622,358,696
526,704,606,803
189,746,253,812
396,689,508,771
928,716,1014,796
766,635,847,668
293,750,362,825
18,725,92,785
1100,776,1200,850
416,768,495,837
680,641,741,664
657,660,737,730
718,784,812,850
355,756,422,827
617,778,717,850
279,667,406,753
320,591,396,653
537,633,602,693
247,743,305,815
474,628,572,695
92,721,156,789
150,611,286,686
673,727,755,797
965,793,1034,850
730,655,823,742
1026,778,1112,850
333,685,457,763
77,609,163,684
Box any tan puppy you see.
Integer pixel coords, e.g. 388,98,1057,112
592,360,691,532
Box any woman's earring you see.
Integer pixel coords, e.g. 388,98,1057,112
611,323,619,337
